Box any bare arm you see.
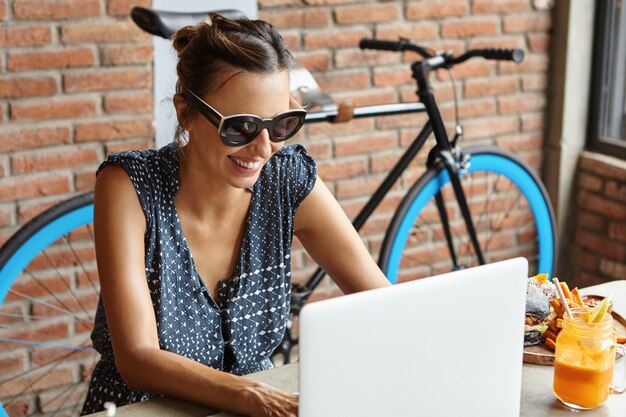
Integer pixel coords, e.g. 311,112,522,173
294,177,391,294
94,166,297,417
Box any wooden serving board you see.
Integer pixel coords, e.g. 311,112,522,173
523,310,626,366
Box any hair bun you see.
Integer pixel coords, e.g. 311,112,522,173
172,25,199,55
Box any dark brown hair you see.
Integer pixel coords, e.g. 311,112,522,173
172,13,294,143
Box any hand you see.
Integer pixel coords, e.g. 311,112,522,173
243,382,298,417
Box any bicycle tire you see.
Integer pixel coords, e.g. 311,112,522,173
379,147,557,284
0,192,97,417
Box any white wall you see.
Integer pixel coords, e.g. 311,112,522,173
152,1,258,147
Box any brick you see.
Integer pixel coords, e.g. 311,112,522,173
464,76,519,98
440,60,495,80
75,170,96,191
4,272,70,301
293,50,331,71
599,258,626,279
304,118,372,138
521,113,543,132
528,33,550,53
472,0,526,14
335,49,399,69
0,174,70,202
578,191,626,222
259,9,330,29
442,18,498,38
579,152,626,182
577,172,603,192
318,157,367,181
375,113,423,130
462,116,518,140
503,13,551,33
522,74,547,92
572,247,599,271
609,222,626,243
333,88,397,107
439,98,495,120
334,3,398,25
0,0,5,19
0,351,25,374
13,0,100,19
376,22,438,41
107,0,150,15
335,174,385,199
467,36,525,50
62,21,149,43
335,131,397,157
0,25,51,47
8,48,94,72
496,132,542,153
605,180,626,202
39,384,88,413
304,29,370,50
104,139,153,155
304,0,368,4
0,127,70,153
104,91,153,114
315,70,369,92
12,147,99,174
10,98,96,121
498,94,546,113
406,1,467,19
281,31,300,50
373,67,412,87
64,69,151,93
0,75,57,98
74,118,153,142
102,43,153,66
0,367,74,397
16,198,62,223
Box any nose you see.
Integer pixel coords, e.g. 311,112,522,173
249,128,273,159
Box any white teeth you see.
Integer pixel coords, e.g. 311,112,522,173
231,157,260,170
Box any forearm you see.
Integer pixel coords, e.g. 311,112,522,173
117,346,263,415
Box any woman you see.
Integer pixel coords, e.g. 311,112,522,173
82,14,390,417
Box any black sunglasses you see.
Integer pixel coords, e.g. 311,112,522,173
182,87,307,147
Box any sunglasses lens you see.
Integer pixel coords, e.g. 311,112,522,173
223,119,259,144
272,115,303,140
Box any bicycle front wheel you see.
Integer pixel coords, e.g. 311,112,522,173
379,147,557,284
0,192,97,417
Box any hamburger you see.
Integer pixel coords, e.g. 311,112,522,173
524,279,550,346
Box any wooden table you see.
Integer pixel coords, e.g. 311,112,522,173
87,280,626,417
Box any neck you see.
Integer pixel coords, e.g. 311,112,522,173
176,147,250,221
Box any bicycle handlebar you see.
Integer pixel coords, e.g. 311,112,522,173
359,38,525,65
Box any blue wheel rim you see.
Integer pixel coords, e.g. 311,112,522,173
385,154,554,284
0,205,94,306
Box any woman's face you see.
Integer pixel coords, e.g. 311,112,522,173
183,69,293,190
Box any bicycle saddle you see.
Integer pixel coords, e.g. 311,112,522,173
130,6,245,39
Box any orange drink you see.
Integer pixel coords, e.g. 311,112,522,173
553,308,626,410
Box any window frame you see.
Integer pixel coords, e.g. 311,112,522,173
587,0,626,160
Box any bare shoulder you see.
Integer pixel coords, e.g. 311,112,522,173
94,165,144,224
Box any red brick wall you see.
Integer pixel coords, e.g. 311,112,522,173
571,152,626,285
0,0,553,283
0,0,153,244
258,0,553,298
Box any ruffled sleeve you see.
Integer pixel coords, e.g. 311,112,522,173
275,144,317,210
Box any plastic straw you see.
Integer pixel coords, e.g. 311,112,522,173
553,278,573,319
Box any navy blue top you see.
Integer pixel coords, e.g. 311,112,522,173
81,143,317,414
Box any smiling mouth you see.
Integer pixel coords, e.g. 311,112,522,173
229,156,262,170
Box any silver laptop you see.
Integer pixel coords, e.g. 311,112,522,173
299,257,528,417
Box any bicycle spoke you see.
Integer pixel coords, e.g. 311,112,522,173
7,289,92,324
63,229,99,294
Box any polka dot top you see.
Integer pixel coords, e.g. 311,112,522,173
81,143,317,415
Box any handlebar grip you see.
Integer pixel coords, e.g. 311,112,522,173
359,38,403,52
481,48,525,63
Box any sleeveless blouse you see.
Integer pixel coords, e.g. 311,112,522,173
81,143,317,414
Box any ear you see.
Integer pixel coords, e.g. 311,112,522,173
173,93,190,130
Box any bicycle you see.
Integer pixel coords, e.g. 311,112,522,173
0,7,557,417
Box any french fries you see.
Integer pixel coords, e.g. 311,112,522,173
542,279,626,350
